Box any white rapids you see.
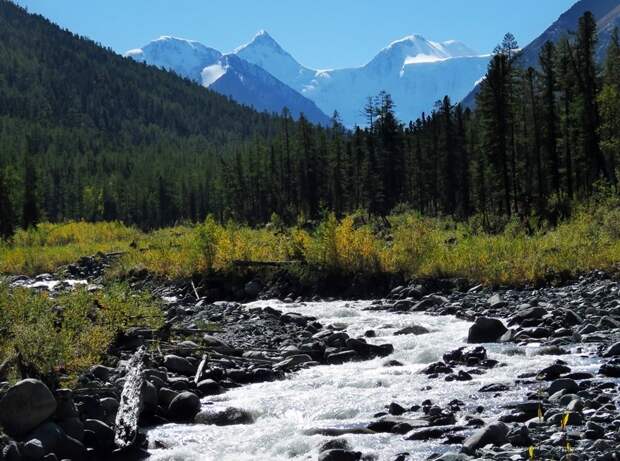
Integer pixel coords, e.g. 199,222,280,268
147,300,601,461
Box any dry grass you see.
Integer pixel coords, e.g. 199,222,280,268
1,200,619,286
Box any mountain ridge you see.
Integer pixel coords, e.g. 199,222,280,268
125,35,330,125
130,32,489,126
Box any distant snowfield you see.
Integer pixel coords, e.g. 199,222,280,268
127,31,490,126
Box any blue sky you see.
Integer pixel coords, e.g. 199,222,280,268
17,0,577,69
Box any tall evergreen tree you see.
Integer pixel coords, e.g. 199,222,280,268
539,41,561,195
21,156,39,229
0,168,16,239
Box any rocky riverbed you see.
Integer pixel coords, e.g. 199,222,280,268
1,262,620,460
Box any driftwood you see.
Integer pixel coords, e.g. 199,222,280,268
190,281,200,300
232,260,302,267
194,354,208,384
114,347,146,450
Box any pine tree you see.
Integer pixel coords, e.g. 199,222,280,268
477,52,512,215
539,41,561,195
0,168,16,239
22,156,39,229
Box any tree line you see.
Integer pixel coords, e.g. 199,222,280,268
1,3,619,238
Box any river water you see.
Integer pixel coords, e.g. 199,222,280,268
148,300,601,461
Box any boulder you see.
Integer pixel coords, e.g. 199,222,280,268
83,419,114,449
602,341,620,358
394,325,430,336
196,379,224,396
319,439,351,452
194,407,254,426
467,317,508,343
53,389,78,420
461,422,508,454
167,392,201,422
487,294,506,308
274,354,313,371
0,379,57,436
318,449,362,461
163,355,195,375
548,378,579,395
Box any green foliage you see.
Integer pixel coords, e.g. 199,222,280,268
0,282,163,379
195,216,222,271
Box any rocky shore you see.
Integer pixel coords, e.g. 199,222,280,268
1,259,620,460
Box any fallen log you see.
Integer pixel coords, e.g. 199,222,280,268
114,347,146,450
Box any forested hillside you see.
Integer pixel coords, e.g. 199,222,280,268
0,1,619,237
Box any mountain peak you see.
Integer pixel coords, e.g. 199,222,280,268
235,29,285,54
125,36,222,81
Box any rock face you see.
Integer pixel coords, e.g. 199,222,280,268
0,379,57,436
467,317,508,343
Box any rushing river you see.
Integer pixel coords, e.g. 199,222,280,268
147,300,601,461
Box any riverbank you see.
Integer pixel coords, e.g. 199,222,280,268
1,264,619,460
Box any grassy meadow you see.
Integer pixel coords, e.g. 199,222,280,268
1,196,619,286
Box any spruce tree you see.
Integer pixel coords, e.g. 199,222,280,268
0,168,16,239
539,41,561,195
22,156,39,229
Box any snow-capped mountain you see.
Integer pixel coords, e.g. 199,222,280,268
235,32,488,126
127,32,489,127
234,30,316,92
126,36,222,82
125,36,331,125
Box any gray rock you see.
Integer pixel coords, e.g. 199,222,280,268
0,379,57,436
90,365,114,381
548,378,579,395
394,325,430,336
202,335,234,353
467,317,508,343
326,350,359,364
168,392,201,422
197,379,224,396
461,421,508,454
2,440,21,461
603,341,620,357
318,449,362,461
319,439,351,452
83,419,114,448
194,407,254,426
163,354,195,375
487,294,506,308
274,354,313,371
53,389,78,420
22,439,45,460
157,388,178,409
